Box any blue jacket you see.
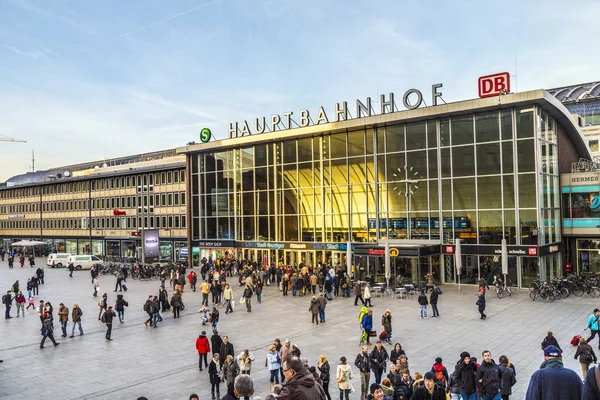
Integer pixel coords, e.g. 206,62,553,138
525,358,582,400
362,314,373,331
586,314,600,331
583,365,600,400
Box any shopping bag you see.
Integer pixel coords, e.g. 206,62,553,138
239,296,245,305
231,300,235,310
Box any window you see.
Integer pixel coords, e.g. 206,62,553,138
167,172,172,184
180,192,186,205
180,170,186,182
174,171,180,183
590,140,599,152
174,193,179,206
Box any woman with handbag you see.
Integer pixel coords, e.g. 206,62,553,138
318,354,331,400
336,356,353,400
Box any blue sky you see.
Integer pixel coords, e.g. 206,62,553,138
1,0,599,181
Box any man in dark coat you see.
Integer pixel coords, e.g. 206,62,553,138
370,341,389,384
208,353,221,399
456,352,477,400
410,372,445,400
526,345,582,400
278,356,326,400
219,336,235,369
476,351,500,399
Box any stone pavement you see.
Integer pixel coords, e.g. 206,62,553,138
0,258,597,400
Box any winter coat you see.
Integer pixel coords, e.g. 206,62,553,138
238,352,254,372
370,346,389,371
583,365,600,400
115,296,128,312
317,295,327,309
575,343,597,364
355,283,363,296
58,306,69,322
362,314,373,331
447,371,461,395
170,294,183,308
72,307,83,322
208,359,221,385
267,352,280,371
309,299,320,315
390,349,406,365
364,286,371,299
476,360,500,396
223,359,239,383
382,314,392,332
541,335,562,351
525,357,582,400
278,367,326,400
430,290,439,305
410,385,446,400
587,314,600,331
211,334,223,355
418,293,428,305
318,361,330,383
196,335,210,354
336,364,353,391
498,362,516,395
102,310,115,324
220,342,235,364
456,361,477,394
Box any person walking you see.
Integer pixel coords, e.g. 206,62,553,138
476,350,501,400
219,336,235,369
476,289,487,320
430,287,440,318
456,352,477,400
418,290,428,319
101,306,116,340
152,295,163,327
115,294,129,324
411,372,446,400
266,345,281,390
98,293,107,320
14,291,25,318
3,290,13,319
144,295,154,326
355,282,365,306
541,331,562,352
575,337,597,381
309,296,320,325
243,284,253,313
525,345,582,400
364,284,373,307
40,313,59,349
224,284,234,314
211,331,223,357
93,276,100,297
498,355,516,400
209,353,222,399
238,349,254,375
585,309,600,349
223,354,240,395
171,290,183,318
361,309,374,345
317,354,331,400
370,341,389,384
196,330,211,371
57,303,69,337
337,356,353,400
68,263,75,278
70,304,84,337
159,286,169,312
210,306,219,333
317,292,328,323
381,310,392,345
355,346,372,400
114,270,124,292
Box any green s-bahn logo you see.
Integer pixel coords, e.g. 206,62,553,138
200,128,212,143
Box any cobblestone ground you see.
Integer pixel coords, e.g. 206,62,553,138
0,259,596,399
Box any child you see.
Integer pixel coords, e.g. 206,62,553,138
431,357,448,389
26,294,35,310
198,304,209,325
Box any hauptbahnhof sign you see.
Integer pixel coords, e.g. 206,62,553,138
228,84,444,138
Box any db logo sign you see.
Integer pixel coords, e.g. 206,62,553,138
478,72,510,98
445,246,454,254
528,247,537,256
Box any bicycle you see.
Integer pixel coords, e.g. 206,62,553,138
495,282,512,299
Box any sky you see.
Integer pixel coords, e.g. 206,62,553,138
1,0,599,181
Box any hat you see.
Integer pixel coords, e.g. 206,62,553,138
201,331,206,335
460,351,471,360
369,383,382,394
544,345,562,357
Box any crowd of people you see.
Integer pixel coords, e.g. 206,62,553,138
4,255,600,400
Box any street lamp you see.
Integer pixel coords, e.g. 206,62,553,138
392,167,422,239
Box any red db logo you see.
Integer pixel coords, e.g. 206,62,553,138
528,247,537,256
478,72,510,98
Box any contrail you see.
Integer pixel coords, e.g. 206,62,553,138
77,0,222,55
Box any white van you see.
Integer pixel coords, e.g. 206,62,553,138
47,253,71,268
67,255,103,270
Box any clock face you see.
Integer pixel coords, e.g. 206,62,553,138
392,166,422,196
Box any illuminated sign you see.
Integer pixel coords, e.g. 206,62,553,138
228,84,444,138
143,229,160,263
390,248,399,257
200,128,212,143
591,196,600,210
478,72,510,98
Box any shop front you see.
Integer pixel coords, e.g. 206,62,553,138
193,240,236,266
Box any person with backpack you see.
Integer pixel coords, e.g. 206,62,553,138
431,358,448,389
115,294,129,324
575,337,598,380
143,295,154,326
361,309,374,345
114,270,124,292
446,366,461,400
541,331,562,352
101,306,116,340
418,290,428,319
40,313,59,348
585,309,600,349
498,355,516,400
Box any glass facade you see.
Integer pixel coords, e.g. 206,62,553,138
189,105,564,285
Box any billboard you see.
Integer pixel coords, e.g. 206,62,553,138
143,229,160,264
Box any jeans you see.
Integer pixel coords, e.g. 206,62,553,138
245,297,252,312
322,380,331,400
61,321,67,336
373,367,383,384
225,299,233,313
319,308,326,322
71,321,83,336
420,305,428,318
173,307,180,318
450,395,461,400
481,394,501,400
292,286,297,296
211,382,220,397
588,330,600,348
40,332,57,347
432,303,439,317
153,312,163,326
16,303,24,316
312,285,316,294
461,393,478,400
5,305,11,318
257,292,262,303
27,290,32,298
385,329,392,343
339,389,350,400
105,323,112,339
270,369,280,384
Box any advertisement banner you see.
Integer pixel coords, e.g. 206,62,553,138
143,230,160,264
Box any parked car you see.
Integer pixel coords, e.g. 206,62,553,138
47,253,72,268
67,255,103,270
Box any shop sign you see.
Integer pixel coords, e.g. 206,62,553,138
389,248,399,257
180,247,188,258
290,243,307,249
143,229,160,263
7,214,25,219
113,209,126,216
244,242,285,249
591,196,600,210
311,243,354,251
198,240,235,248
445,246,454,254
549,245,559,253
571,174,599,184
368,249,386,256
228,84,444,138
528,247,537,256
459,244,539,257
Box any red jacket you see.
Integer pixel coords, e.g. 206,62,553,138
196,336,210,354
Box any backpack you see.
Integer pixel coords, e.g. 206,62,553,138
358,306,369,324
117,272,124,280
143,301,151,312
101,312,107,323
582,348,594,362
433,364,446,385
1,295,6,304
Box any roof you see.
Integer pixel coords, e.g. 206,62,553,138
177,89,592,160
547,81,600,103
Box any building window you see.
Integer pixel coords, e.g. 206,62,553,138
167,172,173,184
180,170,186,182
590,140,599,152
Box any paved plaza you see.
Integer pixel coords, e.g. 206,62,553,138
0,259,597,400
